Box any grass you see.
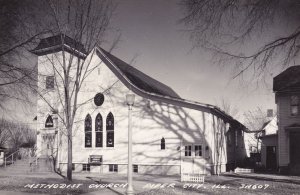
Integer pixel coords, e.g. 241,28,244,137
0,175,98,195
0,173,299,195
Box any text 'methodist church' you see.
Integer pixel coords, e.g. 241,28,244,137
32,34,246,175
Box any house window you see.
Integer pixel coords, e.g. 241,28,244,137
291,95,299,116
184,145,192,156
46,76,54,89
85,114,92,148
45,115,54,128
95,113,103,147
161,137,165,150
109,164,118,172
82,164,90,171
72,163,75,171
133,165,138,173
106,112,114,147
195,145,202,156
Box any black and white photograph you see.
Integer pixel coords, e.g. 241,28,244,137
0,0,300,194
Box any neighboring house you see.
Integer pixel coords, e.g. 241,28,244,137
32,34,247,175
273,65,300,174
0,147,5,166
259,116,278,171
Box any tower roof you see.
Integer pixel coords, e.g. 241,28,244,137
31,34,87,59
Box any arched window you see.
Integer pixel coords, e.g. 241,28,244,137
106,112,114,147
95,113,103,147
85,114,92,148
161,137,165,150
45,115,54,128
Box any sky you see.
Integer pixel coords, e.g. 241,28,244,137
99,0,279,123
5,0,294,126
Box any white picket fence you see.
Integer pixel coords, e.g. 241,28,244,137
181,173,205,183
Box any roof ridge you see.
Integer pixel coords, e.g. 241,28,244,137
97,47,181,98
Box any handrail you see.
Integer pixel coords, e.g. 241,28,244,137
29,148,56,167
4,149,20,167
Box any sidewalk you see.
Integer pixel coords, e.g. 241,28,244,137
0,191,48,195
222,172,300,184
0,169,61,179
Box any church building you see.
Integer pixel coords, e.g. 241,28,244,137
32,34,247,175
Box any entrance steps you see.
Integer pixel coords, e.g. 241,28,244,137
31,157,54,172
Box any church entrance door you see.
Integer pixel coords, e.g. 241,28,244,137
42,134,56,157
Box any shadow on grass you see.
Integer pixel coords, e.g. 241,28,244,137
54,171,67,179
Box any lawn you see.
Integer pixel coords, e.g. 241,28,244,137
138,174,300,195
0,173,299,195
0,175,99,195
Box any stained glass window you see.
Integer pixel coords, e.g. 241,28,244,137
85,114,92,147
106,112,114,147
95,113,103,147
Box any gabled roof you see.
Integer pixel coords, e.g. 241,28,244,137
96,47,247,131
273,65,300,92
98,48,180,99
31,34,87,59
261,120,271,130
258,116,278,138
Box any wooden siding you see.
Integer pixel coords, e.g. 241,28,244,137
276,93,300,167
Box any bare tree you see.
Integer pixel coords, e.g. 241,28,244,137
0,0,117,180
0,118,10,148
180,0,300,80
0,0,45,110
243,107,269,152
0,118,36,151
217,97,239,119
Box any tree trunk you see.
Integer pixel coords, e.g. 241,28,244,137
67,126,72,180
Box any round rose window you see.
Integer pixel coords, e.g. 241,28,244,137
94,93,104,106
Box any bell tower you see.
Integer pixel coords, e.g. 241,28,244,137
31,34,87,158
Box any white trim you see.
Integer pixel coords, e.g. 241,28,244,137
33,44,87,58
